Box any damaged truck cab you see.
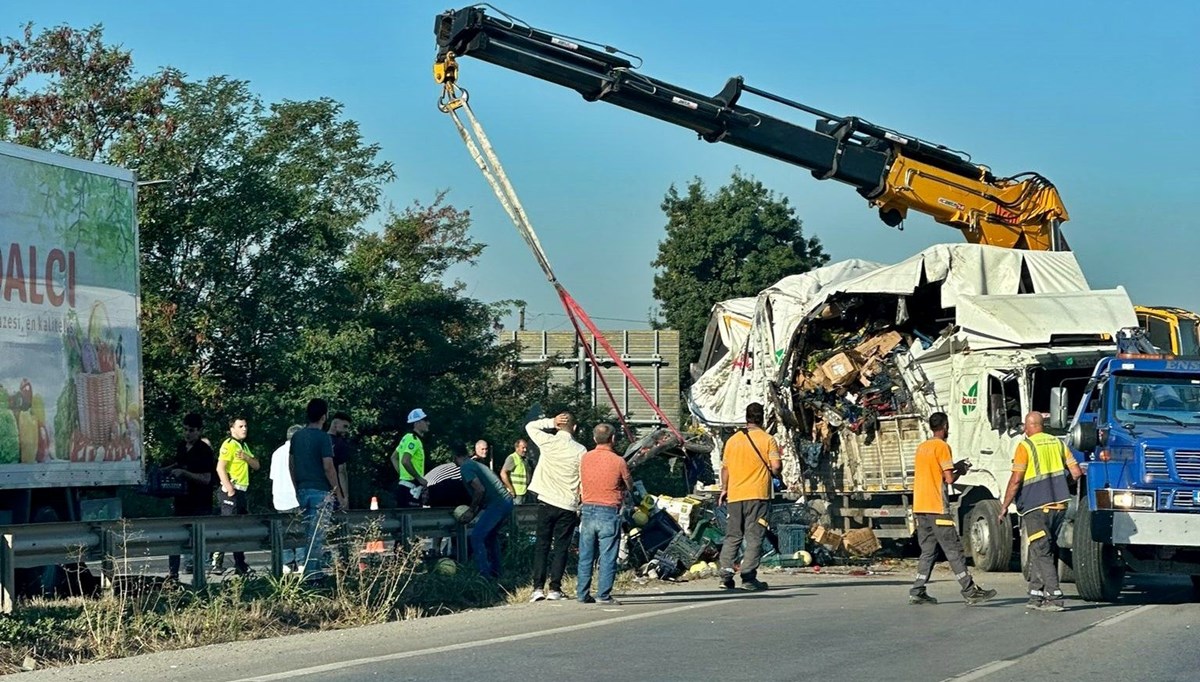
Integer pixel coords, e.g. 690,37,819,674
1065,350,1200,602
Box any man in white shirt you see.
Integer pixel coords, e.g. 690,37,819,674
525,412,585,602
270,424,305,572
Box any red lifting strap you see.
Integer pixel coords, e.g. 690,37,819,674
555,285,685,446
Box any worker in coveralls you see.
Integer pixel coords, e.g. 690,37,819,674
998,412,1083,612
909,411,997,605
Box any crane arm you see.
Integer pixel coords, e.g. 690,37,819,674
434,6,1069,250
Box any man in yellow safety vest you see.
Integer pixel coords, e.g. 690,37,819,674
999,412,1083,612
501,437,531,504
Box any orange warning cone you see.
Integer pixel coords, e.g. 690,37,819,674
361,496,386,566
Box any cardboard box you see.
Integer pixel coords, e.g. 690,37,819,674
854,331,904,359
810,524,843,551
796,365,832,392
820,352,860,388
843,527,882,557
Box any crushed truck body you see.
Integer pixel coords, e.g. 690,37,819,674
688,244,1137,571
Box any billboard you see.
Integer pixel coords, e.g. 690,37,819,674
0,143,143,488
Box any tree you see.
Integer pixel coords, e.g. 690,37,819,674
651,171,828,385
0,23,577,509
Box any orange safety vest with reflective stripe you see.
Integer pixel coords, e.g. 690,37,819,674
1016,432,1071,515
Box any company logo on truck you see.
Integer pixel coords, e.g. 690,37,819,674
961,381,979,416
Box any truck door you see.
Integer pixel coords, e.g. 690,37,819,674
953,366,1021,486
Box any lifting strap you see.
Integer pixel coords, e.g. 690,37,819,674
438,73,685,446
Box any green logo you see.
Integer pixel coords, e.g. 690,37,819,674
961,381,979,416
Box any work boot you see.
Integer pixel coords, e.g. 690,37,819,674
961,584,997,605
909,591,938,605
718,570,735,590
741,578,769,592
1024,597,1043,610
1036,600,1066,612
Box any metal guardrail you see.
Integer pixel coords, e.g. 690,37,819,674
0,505,541,614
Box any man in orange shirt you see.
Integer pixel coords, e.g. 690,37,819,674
909,411,996,606
717,402,781,592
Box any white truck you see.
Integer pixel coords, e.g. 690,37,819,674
0,142,144,533
688,243,1135,571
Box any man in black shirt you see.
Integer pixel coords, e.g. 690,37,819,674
166,412,216,581
329,412,354,509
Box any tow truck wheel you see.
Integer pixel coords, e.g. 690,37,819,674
16,505,66,597
1073,506,1123,602
966,499,1012,573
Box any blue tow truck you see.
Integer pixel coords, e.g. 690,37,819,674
1065,332,1200,602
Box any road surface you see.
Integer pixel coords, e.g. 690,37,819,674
22,566,1200,681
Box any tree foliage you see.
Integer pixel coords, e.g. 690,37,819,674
651,171,828,384
0,23,610,510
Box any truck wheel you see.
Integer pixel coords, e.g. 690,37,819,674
16,505,66,597
966,499,1012,573
1058,551,1075,584
1073,506,1123,602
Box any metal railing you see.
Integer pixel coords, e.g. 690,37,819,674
0,505,540,614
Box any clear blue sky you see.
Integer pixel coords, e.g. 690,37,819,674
6,1,1198,334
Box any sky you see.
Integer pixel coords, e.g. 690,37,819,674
5,1,1198,337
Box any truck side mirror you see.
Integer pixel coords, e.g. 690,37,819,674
1049,387,1069,430
1068,421,1097,452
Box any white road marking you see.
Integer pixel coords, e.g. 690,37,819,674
940,659,1015,682
940,602,1160,681
1096,604,1156,627
230,589,803,682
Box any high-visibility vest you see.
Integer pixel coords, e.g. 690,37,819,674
395,433,425,482
1016,432,1070,514
509,453,528,495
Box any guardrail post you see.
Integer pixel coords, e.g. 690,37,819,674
191,522,207,590
1,534,14,615
399,512,412,549
100,528,116,597
455,522,469,564
269,518,283,577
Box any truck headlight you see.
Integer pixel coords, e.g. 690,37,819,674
1109,490,1154,510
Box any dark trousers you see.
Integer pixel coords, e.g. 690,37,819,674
168,502,211,577
1023,507,1066,603
215,489,250,571
911,513,973,596
719,499,769,580
532,502,577,592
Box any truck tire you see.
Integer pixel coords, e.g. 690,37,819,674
1058,551,1075,584
966,499,1012,573
1073,507,1123,603
16,505,66,597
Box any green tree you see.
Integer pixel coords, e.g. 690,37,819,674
651,171,828,384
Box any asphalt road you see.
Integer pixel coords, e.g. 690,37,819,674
21,566,1200,682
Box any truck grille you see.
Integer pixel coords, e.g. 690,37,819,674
1143,449,1200,484
1176,450,1200,484
1144,449,1169,482
1158,489,1200,510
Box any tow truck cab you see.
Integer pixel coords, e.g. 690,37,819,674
1067,354,1200,601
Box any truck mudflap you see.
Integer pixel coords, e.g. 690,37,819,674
1097,511,1200,546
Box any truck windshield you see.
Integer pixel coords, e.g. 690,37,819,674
1181,322,1200,357
1114,375,1200,425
